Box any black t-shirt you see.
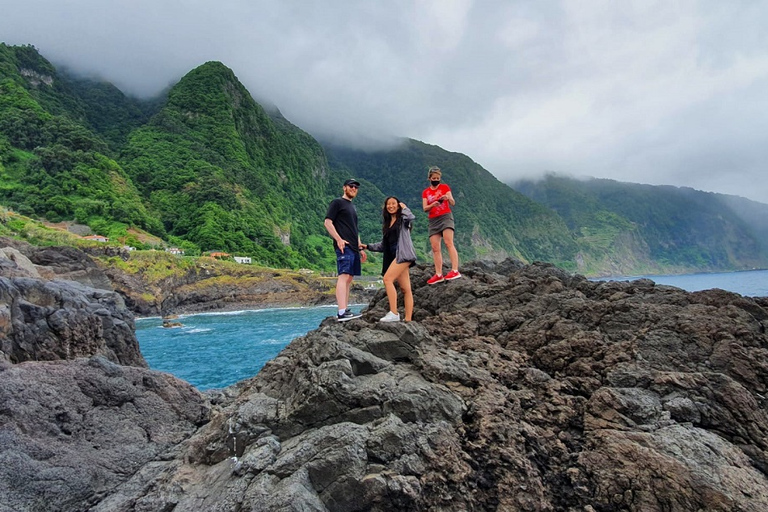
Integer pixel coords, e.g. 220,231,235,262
383,225,398,253
325,197,359,251
380,225,399,275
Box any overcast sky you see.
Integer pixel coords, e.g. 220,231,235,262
2,0,767,203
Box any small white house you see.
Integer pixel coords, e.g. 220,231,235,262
82,235,109,242
234,256,252,264
165,247,185,255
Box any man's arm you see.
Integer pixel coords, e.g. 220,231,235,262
324,218,347,251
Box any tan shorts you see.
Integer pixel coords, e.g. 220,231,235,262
428,212,455,237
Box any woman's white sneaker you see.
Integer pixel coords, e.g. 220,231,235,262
379,311,400,322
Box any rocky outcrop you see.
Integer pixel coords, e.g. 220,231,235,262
0,237,373,317
0,242,143,366
78,262,768,510
0,276,145,366
0,236,116,290
0,356,209,512
0,243,211,512
2,258,768,511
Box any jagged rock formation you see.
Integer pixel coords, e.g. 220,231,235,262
1,255,768,511
0,236,117,290
0,276,144,366
0,241,142,366
0,244,210,512
0,356,209,512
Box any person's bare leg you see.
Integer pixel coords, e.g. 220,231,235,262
336,273,353,310
383,261,409,314
396,269,413,321
443,229,459,271
429,233,444,275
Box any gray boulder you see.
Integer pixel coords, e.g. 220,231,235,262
0,237,114,290
0,276,143,366
0,245,210,512
0,356,209,512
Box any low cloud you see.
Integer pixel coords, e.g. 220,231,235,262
2,0,767,202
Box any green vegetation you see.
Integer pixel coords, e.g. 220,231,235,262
2,43,767,277
59,71,163,152
324,140,578,268
0,44,163,237
0,210,86,246
119,61,348,269
513,174,768,275
103,249,200,283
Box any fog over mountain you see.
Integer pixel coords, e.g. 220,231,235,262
2,0,768,203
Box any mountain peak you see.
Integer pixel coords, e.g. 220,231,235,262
166,60,250,115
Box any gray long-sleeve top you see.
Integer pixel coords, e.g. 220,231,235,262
366,206,417,264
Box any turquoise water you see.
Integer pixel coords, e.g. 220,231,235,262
136,270,768,391
136,306,339,390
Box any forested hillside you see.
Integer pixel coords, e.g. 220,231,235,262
118,61,348,268
0,45,355,269
0,44,162,245
324,140,579,269
2,43,767,276
512,173,768,275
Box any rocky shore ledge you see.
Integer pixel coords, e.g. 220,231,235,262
0,237,374,319
2,243,768,511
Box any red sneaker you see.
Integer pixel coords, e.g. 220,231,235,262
427,274,444,285
445,270,461,280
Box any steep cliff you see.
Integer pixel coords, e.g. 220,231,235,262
2,252,767,510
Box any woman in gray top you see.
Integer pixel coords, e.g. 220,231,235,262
363,197,416,322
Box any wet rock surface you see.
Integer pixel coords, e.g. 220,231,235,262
1,252,768,511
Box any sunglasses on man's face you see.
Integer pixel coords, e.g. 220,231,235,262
347,185,359,189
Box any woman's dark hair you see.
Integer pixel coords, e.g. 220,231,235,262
381,196,402,235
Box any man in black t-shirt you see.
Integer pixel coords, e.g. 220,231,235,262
324,179,367,321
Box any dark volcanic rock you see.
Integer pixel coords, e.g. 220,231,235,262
0,236,115,290
0,244,210,512
2,259,768,511
87,261,768,511
0,356,209,512
0,276,144,366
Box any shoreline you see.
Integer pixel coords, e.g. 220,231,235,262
140,291,376,320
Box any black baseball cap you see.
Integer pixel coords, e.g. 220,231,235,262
344,179,361,187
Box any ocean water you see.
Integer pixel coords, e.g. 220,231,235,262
592,269,768,297
136,270,768,391
136,306,340,390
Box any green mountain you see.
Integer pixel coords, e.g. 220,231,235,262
117,61,349,267
323,140,579,268
0,43,162,243
3,43,768,277
512,173,768,275
58,70,163,152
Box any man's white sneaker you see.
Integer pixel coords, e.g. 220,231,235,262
379,311,400,322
